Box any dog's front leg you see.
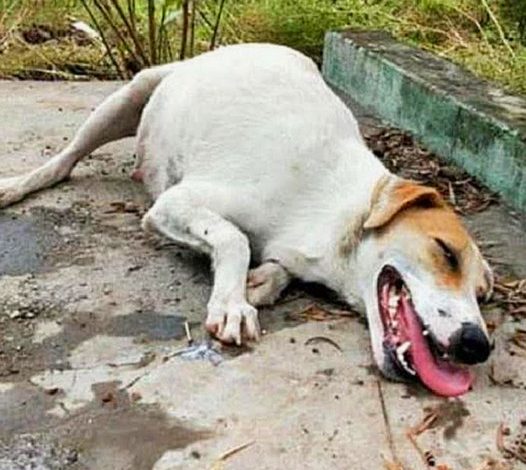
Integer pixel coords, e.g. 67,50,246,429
142,184,259,345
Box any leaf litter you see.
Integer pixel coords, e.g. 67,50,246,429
365,128,498,215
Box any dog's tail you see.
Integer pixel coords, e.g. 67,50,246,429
0,62,178,208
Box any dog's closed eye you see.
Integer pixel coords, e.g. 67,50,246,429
434,238,459,271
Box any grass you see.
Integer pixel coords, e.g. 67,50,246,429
221,0,526,94
0,0,525,95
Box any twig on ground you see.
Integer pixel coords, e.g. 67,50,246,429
406,410,439,469
184,321,193,346
304,336,343,352
210,441,255,469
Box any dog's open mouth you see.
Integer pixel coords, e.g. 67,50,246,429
377,266,473,397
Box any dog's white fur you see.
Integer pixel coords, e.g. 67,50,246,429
0,44,492,374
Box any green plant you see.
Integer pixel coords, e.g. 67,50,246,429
79,0,228,78
500,0,526,44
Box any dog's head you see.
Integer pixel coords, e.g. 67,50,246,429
356,178,493,397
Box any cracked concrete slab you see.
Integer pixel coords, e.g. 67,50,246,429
1,80,526,470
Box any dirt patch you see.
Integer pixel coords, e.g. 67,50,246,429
423,399,471,440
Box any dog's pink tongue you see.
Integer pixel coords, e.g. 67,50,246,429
401,296,474,397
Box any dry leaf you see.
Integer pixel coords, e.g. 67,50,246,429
292,304,356,322
365,128,498,215
383,460,405,470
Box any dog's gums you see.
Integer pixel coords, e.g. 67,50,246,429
378,267,474,397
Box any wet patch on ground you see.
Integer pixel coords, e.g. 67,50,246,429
0,203,129,277
0,211,61,276
0,308,194,382
424,399,471,440
73,381,211,469
0,382,61,438
0,380,210,470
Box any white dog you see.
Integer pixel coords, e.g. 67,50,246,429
0,44,494,396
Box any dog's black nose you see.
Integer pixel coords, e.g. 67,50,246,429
450,324,491,364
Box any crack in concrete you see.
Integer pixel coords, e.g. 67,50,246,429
376,379,399,464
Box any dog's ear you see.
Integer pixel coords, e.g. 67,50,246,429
364,178,444,230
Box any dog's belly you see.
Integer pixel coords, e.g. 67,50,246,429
135,44,366,239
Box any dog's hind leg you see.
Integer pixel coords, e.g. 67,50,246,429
0,63,177,208
142,184,259,345
247,262,291,307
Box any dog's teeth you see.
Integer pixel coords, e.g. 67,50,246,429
402,361,416,375
397,341,411,354
422,329,429,336
395,341,414,375
388,295,399,309
396,348,416,376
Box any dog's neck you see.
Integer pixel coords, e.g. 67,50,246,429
262,140,390,308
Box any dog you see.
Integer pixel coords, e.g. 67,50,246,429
0,43,494,397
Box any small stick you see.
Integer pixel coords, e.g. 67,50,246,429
147,0,156,64
179,0,189,60
190,0,197,57
406,431,433,469
448,181,457,206
210,440,255,469
405,411,439,468
209,0,226,50
218,440,254,460
184,321,193,346
304,336,343,352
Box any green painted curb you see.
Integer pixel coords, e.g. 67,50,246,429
322,30,526,211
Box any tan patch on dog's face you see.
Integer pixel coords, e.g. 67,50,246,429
385,206,470,290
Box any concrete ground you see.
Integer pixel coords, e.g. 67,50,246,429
0,81,525,470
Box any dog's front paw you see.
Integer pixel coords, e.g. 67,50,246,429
205,300,260,345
